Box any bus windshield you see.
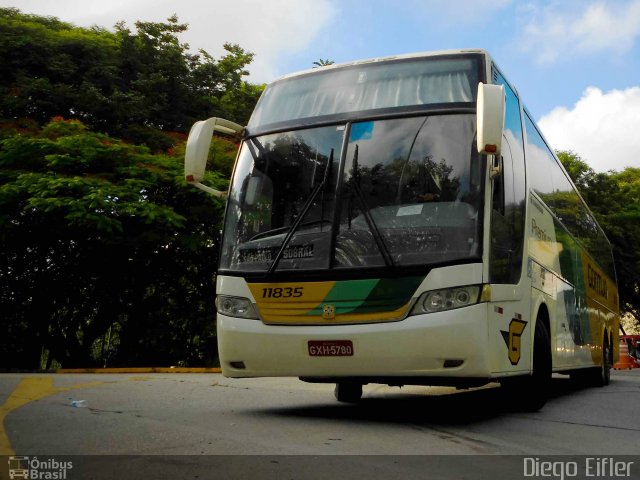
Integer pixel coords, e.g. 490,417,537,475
220,114,483,274
248,56,481,130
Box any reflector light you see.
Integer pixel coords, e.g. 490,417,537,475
484,144,497,153
186,174,195,182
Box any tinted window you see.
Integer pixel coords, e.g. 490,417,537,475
490,69,526,283
336,114,483,268
220,126,344,271
250,56,481,129
524,113,557,199
524,111,615,279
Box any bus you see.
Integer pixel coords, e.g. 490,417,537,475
185,49,619,411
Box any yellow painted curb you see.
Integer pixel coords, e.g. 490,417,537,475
56,367,221,374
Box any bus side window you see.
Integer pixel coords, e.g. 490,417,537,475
491,65,526,284
490,139,515,283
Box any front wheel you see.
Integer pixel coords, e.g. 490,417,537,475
501,318,551,412
334,382,363,403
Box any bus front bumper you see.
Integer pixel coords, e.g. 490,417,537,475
217,303,491,381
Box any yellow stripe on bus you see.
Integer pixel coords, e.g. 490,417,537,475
248,280,413,324
257,303,411,325
248,281,336,321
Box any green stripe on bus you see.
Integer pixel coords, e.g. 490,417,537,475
306,276,424,315
306,279,379,315
356,276,424,313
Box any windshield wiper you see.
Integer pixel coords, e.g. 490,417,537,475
267,149,334,275
348,145,395,268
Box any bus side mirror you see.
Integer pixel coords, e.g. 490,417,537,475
476,83,505,156
185,117,244,198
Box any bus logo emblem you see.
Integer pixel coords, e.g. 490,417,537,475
322,304,336,320
8,456,29,480
501,319,528,365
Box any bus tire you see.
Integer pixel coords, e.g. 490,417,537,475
572,337,612,387
334,382,363,403
501,317,551,412
588,337,612,387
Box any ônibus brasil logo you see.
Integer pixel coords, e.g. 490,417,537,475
8,456,73,480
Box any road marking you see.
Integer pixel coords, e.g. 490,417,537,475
0,376,106,455
1,377,54,455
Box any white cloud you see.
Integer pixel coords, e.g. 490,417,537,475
408,0,512,25
1,0,339,83
538,86,640,172
518,0,640,65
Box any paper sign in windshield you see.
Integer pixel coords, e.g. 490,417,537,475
396,204,424,216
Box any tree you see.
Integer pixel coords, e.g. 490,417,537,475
0,9,264,150
0,118,227,368
0,9,266,368
557,151,640,326
313,59,335,67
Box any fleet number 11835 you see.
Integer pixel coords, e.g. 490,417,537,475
262,287,304,299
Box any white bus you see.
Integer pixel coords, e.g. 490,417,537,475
185,49,619,410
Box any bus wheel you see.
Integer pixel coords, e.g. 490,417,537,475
571,337,612,387
604,338,612,385
334,382,363,403
501,318,551,412
591,338,612,387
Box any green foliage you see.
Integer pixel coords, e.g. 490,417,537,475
0,8,263,368
41,116,87,138
313,59,335,67
0,119,225,368
209,136,239,177
0,8,264,149
0,8,264,368
558,150,640,325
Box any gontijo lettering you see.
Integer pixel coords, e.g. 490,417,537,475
587,263,608,299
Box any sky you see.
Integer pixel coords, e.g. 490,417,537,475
2,0,640,172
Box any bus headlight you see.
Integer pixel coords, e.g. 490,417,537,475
215,295,259,319
410,285,481,315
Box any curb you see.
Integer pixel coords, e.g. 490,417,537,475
56,367,221,374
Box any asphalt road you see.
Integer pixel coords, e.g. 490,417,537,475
1,370,639,479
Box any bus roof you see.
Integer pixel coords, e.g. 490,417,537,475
271,49,491,83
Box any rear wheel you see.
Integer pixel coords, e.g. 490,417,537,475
334,382,363,403
592,337,612,387
501,317,551,411
571,336,611,387
601,336,612,385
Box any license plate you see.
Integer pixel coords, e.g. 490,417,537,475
308,340,354,357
